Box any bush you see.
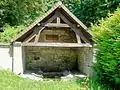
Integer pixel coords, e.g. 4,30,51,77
92,8,120,89
0,24,25,43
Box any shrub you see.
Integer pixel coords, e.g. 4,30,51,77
92,8,120,89
0,24,25,43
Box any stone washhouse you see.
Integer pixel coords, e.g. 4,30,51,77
9,2,93,76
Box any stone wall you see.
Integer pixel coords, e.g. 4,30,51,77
25,46,93,76
39,28,77,43
25,47,78,72
0,44,12,70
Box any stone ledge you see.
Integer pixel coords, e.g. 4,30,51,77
0,43,10,48
13,42,22,46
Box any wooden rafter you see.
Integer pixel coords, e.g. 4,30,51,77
60,3,87,30
24,26,44,43
25,34,36,43
60,13,90,43
71,27,90,43
40,13,58,26
35,27,45,42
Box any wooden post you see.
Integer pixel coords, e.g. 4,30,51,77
75,33,81,43
57,17,60,24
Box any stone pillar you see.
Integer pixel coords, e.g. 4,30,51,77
77,47,84,73
78,47,93,76
13,42,24,74
83,47,93,76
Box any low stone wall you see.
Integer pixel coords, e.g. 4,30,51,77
0,44,12,70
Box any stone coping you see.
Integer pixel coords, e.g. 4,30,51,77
0,43,10,48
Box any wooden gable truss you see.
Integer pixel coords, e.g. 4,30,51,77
12,1,92,47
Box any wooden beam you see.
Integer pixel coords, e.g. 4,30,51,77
22,42,92,47
41,9,61,26
71,27,90,43
35,27,45,42
24,26,40,42
40,14,57,26
75,33,81,43
41,23,70,28
60,13,90,43
55,9,61,24
25,34,36,43
24,26,45,43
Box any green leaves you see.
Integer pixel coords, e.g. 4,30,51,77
92,7,120,89
0,0,49,26
0,24,25,43
73,0,119,26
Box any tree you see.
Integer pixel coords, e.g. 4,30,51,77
73,0,120,26
0,0,48,26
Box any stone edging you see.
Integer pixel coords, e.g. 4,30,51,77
0,43,10,48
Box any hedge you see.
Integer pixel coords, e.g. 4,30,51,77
92,7,120,89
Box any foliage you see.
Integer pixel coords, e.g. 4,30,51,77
0,69,108,90
76,77,110,90
0,0,48,26
92,8,120,89
0,24,25,43
72,0,120,26
0,0,119,27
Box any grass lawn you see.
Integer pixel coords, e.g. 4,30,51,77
0,69,108,90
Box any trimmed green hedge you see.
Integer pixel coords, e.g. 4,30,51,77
92,8,120,89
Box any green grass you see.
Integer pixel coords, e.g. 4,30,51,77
0,69,109,90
